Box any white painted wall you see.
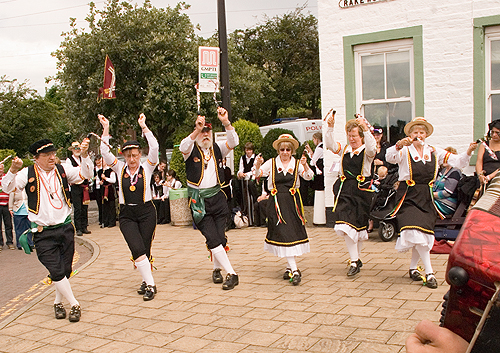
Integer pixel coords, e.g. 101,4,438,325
318,0,500,206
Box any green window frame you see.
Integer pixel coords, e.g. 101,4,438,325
343,26,424,123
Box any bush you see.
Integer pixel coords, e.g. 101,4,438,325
232,119,263,164
0,149,33,171
169,146,187,188
260,128,299,161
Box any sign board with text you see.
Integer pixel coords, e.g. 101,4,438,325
339,0,387,8
198,46,220,92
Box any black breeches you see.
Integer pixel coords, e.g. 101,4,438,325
119,202,157,260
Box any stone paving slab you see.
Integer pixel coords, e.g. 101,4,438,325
0,223,451,352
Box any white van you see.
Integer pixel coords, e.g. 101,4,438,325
259,118,323,143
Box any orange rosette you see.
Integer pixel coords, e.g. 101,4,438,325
356,175,365,183
271,188,278,196
289,188,296,195
406,179,415,186
340,175,346,182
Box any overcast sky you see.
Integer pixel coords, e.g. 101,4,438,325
0,0,317,95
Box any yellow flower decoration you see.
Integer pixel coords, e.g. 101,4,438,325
356,175,365,183
406,179,416,186
340,175,346,182
289,188,296,195
271,188,278,196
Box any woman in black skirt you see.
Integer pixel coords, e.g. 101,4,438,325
324,113,376,277
254,134,313,285
98,113,159,301
386,117,477,289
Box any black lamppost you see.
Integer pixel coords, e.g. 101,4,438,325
217,0,232,120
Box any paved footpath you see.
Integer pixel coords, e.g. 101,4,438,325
0,223,450,353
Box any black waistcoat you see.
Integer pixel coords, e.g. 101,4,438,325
242,155,255,173
121,166,146,204
185,143,224,187
26,164,71,214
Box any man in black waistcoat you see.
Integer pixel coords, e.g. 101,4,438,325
66,141,91,236
3,138,93,323
179,107,240,290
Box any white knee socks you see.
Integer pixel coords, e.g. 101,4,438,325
410,247,420,269
135,257,155,286
344,236,360,263
286,256,298,272
53,277,79,307
54,286,63,305
211,245,236,275
415,245,434,274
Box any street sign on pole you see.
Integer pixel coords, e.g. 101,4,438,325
198,46,220,93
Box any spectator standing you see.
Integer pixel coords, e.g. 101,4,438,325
66,142,91,236
9,185,31,250
0,163,14,250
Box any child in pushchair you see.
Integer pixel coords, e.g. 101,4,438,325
369,167,399,241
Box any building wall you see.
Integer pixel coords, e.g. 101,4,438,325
318,0,500,206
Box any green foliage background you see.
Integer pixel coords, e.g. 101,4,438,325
232,119,262,165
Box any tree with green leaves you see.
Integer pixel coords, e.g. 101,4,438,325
0,76,60,157
53,0,201,159
233,8,320,124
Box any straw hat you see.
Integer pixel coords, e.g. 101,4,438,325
404,117,434,137
272,134,299,151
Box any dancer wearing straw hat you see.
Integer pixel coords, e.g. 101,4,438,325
386,117,478,288
254,134,313,285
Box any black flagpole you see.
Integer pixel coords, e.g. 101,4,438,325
217,0,232,120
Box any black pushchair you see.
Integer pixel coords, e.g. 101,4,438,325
369,171,399,242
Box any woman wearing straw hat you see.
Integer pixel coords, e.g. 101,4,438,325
386,117,478,289
254,134,314,285
324,113,376,277
98,113,159,301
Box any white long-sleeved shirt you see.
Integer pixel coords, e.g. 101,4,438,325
255,156,314,191
324,126,377,177
100,131,159,204
386,143,472,181
179,129,239,189
2,158,93,226
238,154,256,181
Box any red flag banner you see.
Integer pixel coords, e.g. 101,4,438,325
98,55,116,101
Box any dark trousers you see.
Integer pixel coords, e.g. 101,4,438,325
34,223,75,282
0,205,13,246
119,202,157,260
71,185,88,232
254,198,270,227
195,191,229,249
152,199,170,224
102,199,116,227
95,188,103,225
14,214,32,248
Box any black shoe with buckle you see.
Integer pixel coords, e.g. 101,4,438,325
283,268,292,280
54,303,66,319
137,281,147,295
347,262,360,277
425,274,438,289
68,305,81,322
222,273,239,290
356,259,363,268
143,285,157,301
409,269,423,281
212,268,223,284
291,270,301,286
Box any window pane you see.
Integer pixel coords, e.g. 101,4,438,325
362,54,385,100
491,40,500,90
492,94,500,121
364,101,411,144
388,101,411,144
386,51,410,99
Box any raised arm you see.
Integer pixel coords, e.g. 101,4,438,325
179,115,205,160
139,113,158,168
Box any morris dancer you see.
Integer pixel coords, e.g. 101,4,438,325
180,107,240,290
386,117,477,288
98,113,159,300
3,138,93,322
324,113,376,277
